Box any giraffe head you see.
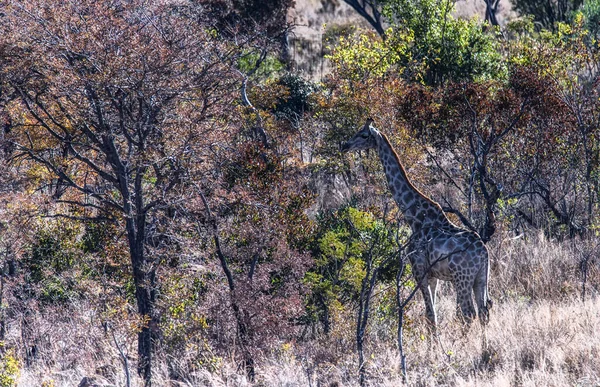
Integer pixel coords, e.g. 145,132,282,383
340,118,378,152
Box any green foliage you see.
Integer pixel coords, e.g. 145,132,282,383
304,206,399,328
23,223,85,303
238,51,285,78
273,72,318,118
507,15,537,36
581,0,600,36
382,0,504,84
162,275,209,339
81,222,113,254
327,30,411,80
507,13,598,89
20,219,121,304
328,0,503,85
26,228,77,281
0,346,19,387
322,23,357,55
510,0,583,31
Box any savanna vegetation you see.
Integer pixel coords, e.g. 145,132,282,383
0,0,599,386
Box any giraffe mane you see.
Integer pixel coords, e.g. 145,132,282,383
379,131,446,213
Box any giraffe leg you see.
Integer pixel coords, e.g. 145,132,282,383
429,278,439,307
417,273,437,327
474,262,491,325
409,247,438,329
454,280,476,325
427,278,440,339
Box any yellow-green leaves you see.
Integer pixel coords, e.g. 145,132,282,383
327,29,411,81
308,206,398,302
0,345,19,387
507,11,597,91
327,0,504,86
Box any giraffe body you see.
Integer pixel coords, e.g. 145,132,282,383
341,119,492,326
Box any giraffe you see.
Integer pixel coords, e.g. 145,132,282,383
341,118,492,326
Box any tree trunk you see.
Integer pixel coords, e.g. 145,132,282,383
126,213,157,387
280,29,291,69
343,0,386,38
356,254,379,387
396,259,408,383
232,303,255,382
133,268,156,387
484,0,500,26
198,189,256,380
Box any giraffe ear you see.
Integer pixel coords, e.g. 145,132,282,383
366,119,377,136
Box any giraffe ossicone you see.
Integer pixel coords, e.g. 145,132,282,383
341,119,492,326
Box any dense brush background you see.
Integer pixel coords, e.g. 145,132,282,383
0,0,599,386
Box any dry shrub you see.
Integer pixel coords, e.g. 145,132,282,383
255,231,600,386
7,231,600,386
11,300,141,387
489,231,599,301
311,297,600,387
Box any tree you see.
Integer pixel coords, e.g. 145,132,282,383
0,1,241,384
394,66,573,236
383,0,504,84
484,0,501,26
330,0,504,86
201,0,295,65
190,126,315,379
343,0,387,37
510,0,583,31
504,16,600,235
581,0,600,37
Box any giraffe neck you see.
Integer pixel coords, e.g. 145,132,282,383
374,131,450,232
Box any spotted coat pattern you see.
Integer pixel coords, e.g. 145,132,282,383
341,119,492,326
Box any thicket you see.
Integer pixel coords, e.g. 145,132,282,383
0,0,599,386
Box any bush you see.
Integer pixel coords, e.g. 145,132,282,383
581,0,600,36
0,346,19,387
303,206,401,332
383,0,505,84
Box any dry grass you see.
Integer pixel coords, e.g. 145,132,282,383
401,297,600,387
209,297,600,387
11,231,600,386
